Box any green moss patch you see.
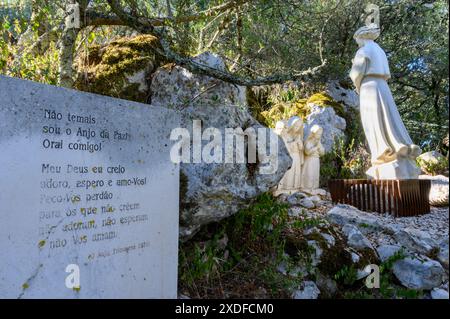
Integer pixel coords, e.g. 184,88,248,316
257,91,344,128
75,35,166,102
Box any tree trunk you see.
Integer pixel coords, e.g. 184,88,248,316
58,27,80,88
58,0,82,88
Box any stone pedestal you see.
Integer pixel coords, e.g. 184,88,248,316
366,158,421,180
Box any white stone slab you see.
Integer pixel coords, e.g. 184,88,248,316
0,76,179,299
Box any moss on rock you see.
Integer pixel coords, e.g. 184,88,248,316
258,91,344,128
306,92,345,118
74,35,166,102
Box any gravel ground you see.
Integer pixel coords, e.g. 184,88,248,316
362,206,449,246
290,199,449,246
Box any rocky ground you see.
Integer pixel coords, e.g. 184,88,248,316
284,189,449,299
179,187,449,299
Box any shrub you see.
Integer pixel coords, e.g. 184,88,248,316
320,137,370,186
178,193,293,298
255,85,345,128
0,18,59,85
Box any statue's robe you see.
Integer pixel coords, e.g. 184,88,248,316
350,40,420,166
278,134,304,190
301,137,324,191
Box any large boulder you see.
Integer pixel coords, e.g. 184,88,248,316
325,80,359,110
150,52,291,239
326,205,383,232
417,151,448,175
75,35,165,102
304,104,346,153
394,227,438,255
392,256,445,290
376,244,403,262
419,175,449,206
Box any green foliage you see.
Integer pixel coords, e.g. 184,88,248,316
0,13,58,85
320,137,370,186
334,265,358,286
178,193,296,298
291,212,323,230
1,1,448,153
74,34,166,102
258,86,309,127
380,249,407,274
230,192,289,244
343,249,423,299
258,87,345,128
179,230,228,286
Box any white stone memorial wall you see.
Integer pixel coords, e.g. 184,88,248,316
0,76,179,299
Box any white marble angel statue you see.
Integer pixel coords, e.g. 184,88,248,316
273,116,304,195
300,125,325,193
350,23,421,179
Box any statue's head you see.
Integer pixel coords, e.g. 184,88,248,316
353,23,380,47
274,120,286,136
310,125,323,140
287,116,303,135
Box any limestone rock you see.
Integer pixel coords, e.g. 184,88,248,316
417,151,447,174
300,198,316,209
277,259,306,277
304,105,346,153
285,192,307,206
376,244,403,262
321,233,336,248
288,208,301,217
75,35,165,102
394,227,438,255
151,52,246,108
292,281,320,299
393,256,445,290
438,238,449,268
308,195,322,205
325,80,359,110
350,251,361,263
193,52,228,72
342,224,374,251
431,288,449,299
356,267,372,280
316,274,338,298
150,52,292,239
419,175,449,207
327,205,382,232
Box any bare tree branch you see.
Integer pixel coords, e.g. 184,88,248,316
148,0,250,26
107,0,327,87
84,10,124,26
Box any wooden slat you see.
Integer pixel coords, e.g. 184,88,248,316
387,180,392,215
391,180,397,217
361,181,366,212
328,179,430,217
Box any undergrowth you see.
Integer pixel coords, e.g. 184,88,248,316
178,192,299,298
